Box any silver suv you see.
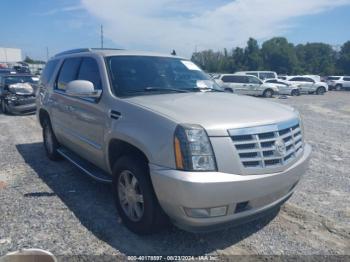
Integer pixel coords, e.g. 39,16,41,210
37,48,311,234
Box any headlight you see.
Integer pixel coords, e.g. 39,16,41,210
174,124,217,171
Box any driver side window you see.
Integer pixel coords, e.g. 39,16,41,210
248,76,261,84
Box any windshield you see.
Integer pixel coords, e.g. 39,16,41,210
4,76,36,85
106,56,222,97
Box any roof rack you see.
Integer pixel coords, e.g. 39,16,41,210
54,48,124,57
54,48,91,57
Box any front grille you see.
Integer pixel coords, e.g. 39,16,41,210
229,119,303,170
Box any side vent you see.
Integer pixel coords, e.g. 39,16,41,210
110,110,121,120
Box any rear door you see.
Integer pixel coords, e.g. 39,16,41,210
58,56,106,168
343,77,350,88
289,77,310,93
246,75,262,95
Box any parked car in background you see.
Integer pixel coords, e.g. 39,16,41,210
37,48,311,234
287,76,328,95
264,79,300,96
0,74,38,114
215,74,279,97
326,76,350,91
0,68,16,75
236,71,278,80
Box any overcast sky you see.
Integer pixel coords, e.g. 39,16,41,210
1,0,350,60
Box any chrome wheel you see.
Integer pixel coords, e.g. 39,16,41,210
118,170,144,222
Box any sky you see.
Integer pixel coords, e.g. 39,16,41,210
0,0,350,60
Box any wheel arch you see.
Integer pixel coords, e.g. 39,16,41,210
108,138,150,173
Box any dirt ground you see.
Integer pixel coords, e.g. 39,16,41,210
0,91,349,259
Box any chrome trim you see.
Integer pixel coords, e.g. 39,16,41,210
228,118,299,136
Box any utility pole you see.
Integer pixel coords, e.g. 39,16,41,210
101,24,104,49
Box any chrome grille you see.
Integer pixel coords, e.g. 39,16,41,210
229,119,303,169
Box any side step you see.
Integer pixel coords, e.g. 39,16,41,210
57,147,112,183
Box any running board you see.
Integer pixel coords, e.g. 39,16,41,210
57,147,112,183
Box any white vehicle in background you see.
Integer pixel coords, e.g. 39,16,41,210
215,74,279,97
287,76,328,95
326,76,350,91
264,79,301,96
235,71,278,80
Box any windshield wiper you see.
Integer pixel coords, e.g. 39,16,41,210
144,87,190,93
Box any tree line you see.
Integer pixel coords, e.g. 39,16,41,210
191,37,350,76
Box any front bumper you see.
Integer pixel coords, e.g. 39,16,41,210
7,102,36,114
150,144,311,232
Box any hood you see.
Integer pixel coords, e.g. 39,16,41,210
8,83,34,95
125,92,299,136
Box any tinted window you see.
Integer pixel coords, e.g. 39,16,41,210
78,58,102,90
327,77,341,81
222,75,245,83
303,77,314,82
266,79,277,83
259,72,275,80
56,58,82,91
40,60,59,86
289,77,304,82
343,77,350,81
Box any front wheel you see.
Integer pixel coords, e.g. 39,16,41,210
42,118,61,160
316,87,326,95
1,99,8,114
263,89,274,98
112,155,168,235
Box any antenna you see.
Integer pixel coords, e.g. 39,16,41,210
101,25,104,49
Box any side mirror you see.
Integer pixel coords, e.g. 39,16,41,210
66,80,101,99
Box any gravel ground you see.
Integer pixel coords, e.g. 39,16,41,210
0,91,349,259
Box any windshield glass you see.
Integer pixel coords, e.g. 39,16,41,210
106,56,221,97
4,76,36,85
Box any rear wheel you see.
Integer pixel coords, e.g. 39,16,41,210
316,87,326,95
42,118,61,160
263,89,273,98
224,88,233,93
335,84,342,91
291,89,300,96
112,155,168,235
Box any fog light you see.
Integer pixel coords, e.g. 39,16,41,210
184,206,227,218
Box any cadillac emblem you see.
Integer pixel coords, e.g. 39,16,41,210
275,138,286,156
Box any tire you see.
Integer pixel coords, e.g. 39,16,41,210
112,155,168,235
1,99,8,114
316,87,326,95
224,88,233,93
42,118,61,160
291,89,300,96
335,84,342,91
263,89,273,98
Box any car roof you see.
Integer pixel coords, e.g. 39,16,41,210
53,48,187,60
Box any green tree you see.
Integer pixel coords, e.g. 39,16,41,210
261,37,298,74
296,43,336,75
244,38,262,70
338,41,350,74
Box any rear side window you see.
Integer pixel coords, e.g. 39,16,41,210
327,77,340,81
343,77,350,81
222,75,245,83
78,58,102,90
260,72,276,80
40,59,59,86
56,57,82,91
289,77,303,82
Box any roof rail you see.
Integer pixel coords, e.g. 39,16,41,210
54,48,92,57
